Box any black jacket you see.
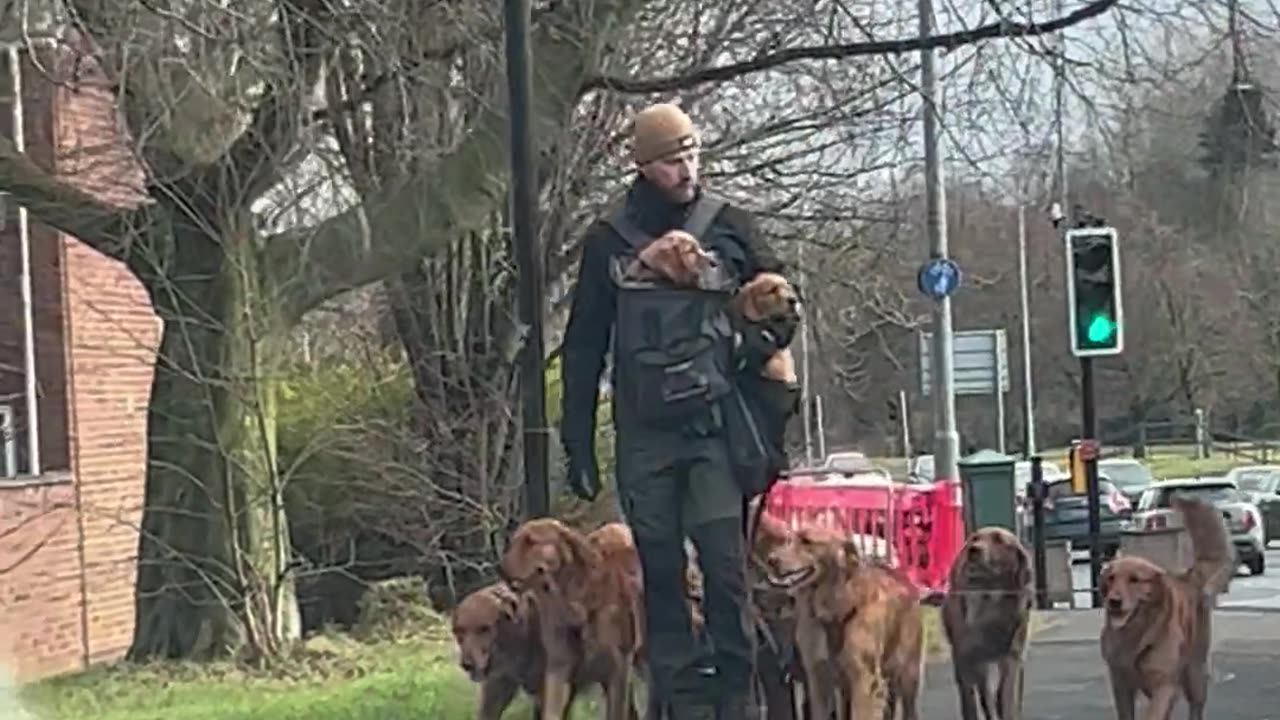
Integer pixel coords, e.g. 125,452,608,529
559,176,786,445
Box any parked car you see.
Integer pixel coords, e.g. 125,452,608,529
1223,465,1280,543
1014,459,1068,497
1039,477,1131,556
1129,477,1265,576
822,451,876,474
1098,457,1156,505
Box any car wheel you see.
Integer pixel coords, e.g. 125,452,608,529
1248,554,1265,576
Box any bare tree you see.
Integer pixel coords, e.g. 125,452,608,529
0,0,1122,659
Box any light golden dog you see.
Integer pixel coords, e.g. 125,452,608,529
941,526,1034,720
501,518,644,720
1100,495,1234,720
765,524,924,720
731,272,801,383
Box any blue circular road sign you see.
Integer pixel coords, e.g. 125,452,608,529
917,258,962,300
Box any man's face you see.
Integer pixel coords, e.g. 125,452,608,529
640,149,699,203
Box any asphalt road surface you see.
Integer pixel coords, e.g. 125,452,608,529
1068,542,1280,609
918,609,1280,719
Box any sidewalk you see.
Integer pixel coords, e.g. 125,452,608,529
917,610,1280,719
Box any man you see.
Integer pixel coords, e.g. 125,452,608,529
559,103,787,720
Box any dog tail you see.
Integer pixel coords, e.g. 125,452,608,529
1174,495,1235,596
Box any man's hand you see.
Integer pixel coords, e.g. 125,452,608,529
564,439,602,501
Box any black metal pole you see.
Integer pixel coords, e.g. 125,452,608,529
1081,356,1102,608
504,0,549,520
1030,455,1049,610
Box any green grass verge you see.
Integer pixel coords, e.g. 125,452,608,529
20,633,491,720
15,604,1039,720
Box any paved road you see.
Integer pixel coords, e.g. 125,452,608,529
919,609,1280,718
1068,542,1280,609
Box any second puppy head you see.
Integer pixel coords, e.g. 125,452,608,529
734,272,800,323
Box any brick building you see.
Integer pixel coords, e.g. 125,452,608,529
0,41,159,681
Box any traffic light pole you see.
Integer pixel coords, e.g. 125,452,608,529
1080,356,1103,608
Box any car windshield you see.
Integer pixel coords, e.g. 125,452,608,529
1231,470,1279,493
1138,483,1241,510
1099,461,1153,490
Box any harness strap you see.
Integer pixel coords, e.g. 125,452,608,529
606,195,728,250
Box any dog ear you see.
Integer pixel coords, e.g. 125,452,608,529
556,522,598,579
1013,545,1032,588
492,584,520,622
840,539,863,569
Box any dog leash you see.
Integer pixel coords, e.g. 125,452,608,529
744,487,802,718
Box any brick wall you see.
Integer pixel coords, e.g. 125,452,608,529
0,39,157,681
53,39,157,669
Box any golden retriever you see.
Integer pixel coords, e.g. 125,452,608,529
731,272,801,383
1100,495,1234,720
501,518,644,720
625,230,714,286
764,524,924,720
941,526,1034,720
452,582,584,719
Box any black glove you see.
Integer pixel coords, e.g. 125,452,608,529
563,437,602,501
734,315,797,374
761,313,800,348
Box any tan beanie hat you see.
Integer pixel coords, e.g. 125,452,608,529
630,103,700,165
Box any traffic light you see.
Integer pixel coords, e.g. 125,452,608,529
1068,442,1085,494
1065,227,1124,357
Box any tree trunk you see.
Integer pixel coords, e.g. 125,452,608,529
128,220,299,661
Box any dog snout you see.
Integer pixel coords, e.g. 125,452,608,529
1106,596,1124,612
460,656,477,673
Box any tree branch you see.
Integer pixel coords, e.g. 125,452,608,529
265,0,648,321
0,136,144,261
203,0,333,204
585,0,1119,93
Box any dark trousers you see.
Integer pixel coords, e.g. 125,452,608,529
617,434,754,707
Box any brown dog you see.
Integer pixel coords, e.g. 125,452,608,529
625,230,714,286
501,518,643,720
765,524,924,720
941,526,1034,720
452,582,572,719
731,272,800,383
1100,495,1234,720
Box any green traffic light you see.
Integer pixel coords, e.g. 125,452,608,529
1086,313,1116,343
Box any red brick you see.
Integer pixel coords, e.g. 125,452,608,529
0,36,157,682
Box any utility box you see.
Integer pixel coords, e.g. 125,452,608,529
958,449,1018,533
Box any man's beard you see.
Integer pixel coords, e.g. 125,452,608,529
668,181,695,202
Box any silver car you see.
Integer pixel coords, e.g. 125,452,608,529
1129,477,1265,576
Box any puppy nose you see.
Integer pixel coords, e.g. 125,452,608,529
460,658,476,673
1106,597,1123,611
967,545,982,558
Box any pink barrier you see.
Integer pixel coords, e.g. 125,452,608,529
763,476,965,596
